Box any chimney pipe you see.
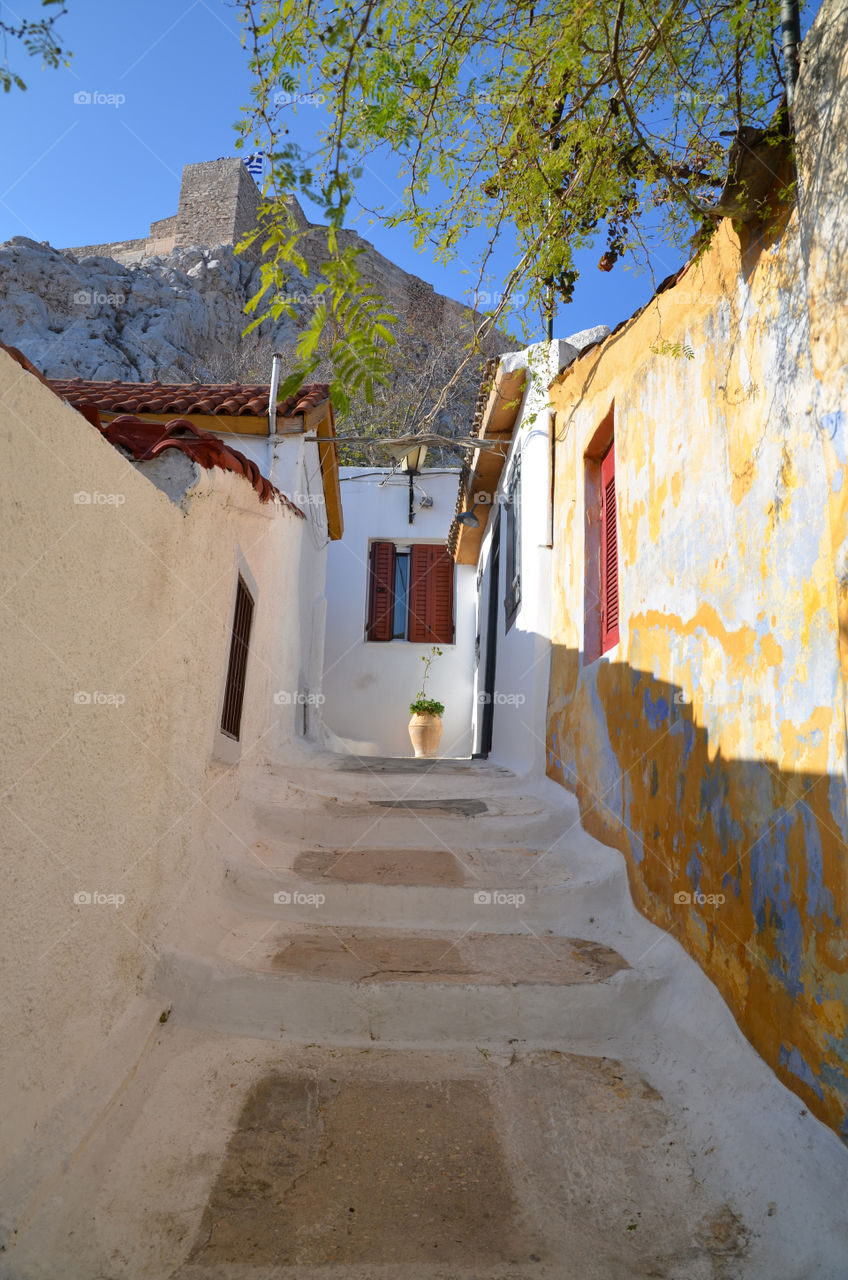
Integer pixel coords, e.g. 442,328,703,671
268,352,282,436
781,0,801,111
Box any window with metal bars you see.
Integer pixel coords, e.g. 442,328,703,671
366,541,454,643
600,442,619,652
220,574,255,739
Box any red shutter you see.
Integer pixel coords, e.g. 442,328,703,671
429,545,455,645
600,442,619,651
408,545,455,644
366,541,396,641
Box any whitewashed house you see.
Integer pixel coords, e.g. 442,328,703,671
322,466,477,757
449,333,608,772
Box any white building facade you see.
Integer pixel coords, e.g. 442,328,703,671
322,467,477,757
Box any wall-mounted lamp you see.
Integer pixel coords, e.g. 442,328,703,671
398,443,428,524
456,502,480,528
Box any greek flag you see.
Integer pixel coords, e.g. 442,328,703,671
244,152,264,177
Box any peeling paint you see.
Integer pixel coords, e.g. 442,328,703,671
545,85,848,1140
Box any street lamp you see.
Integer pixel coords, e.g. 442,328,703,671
399,443,428,524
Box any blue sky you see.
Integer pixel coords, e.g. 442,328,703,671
2,0,688,341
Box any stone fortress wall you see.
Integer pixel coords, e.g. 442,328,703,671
65,159,266,264
63,159,482,347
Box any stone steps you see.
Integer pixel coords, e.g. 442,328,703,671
223,855,626,935
155,923,661,1049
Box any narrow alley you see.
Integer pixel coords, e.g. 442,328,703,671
6,747,845,1279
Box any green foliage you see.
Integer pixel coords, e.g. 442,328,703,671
409,698,445,717
237,0,798,413
1,1,70,93
649,340,695,359
412,645,444,712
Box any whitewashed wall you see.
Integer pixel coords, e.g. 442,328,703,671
214,431,330,740
322,468,476,757
0,350,323,1193
472,336,606,773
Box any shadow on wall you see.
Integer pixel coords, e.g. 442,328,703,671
546,644,848,1143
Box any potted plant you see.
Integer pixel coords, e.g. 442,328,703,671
408,646,444,758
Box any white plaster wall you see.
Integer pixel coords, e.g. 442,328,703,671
472,338,605,773
271,433,331,740
211,431,331,742
0,348,316,1163
322,468,476,757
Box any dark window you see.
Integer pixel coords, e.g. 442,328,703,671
220,574,254,740
367,541,454,644
600,441,619,652
392,551,410,639
504,456,521,628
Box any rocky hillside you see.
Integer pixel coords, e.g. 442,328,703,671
0,234,504,450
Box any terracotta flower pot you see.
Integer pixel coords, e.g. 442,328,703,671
408,712,443,758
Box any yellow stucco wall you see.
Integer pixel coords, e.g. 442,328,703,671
546,22,848,1135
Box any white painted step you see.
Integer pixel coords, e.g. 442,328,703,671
222,834,630,935
155,927,664,1049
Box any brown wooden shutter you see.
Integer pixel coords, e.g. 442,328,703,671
600,442,619,651
408,544,455,644
366,540,396,641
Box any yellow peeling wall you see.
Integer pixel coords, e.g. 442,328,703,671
546,0,848,1139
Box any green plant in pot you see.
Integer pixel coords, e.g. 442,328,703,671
409,646,444,758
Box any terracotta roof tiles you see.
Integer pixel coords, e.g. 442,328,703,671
47,377,330,420
1,343,305,513
103,415,305,513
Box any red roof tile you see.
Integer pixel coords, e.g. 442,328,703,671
47,377,330,420
0,340,63,396
1,343,304,513
103,415,305,513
